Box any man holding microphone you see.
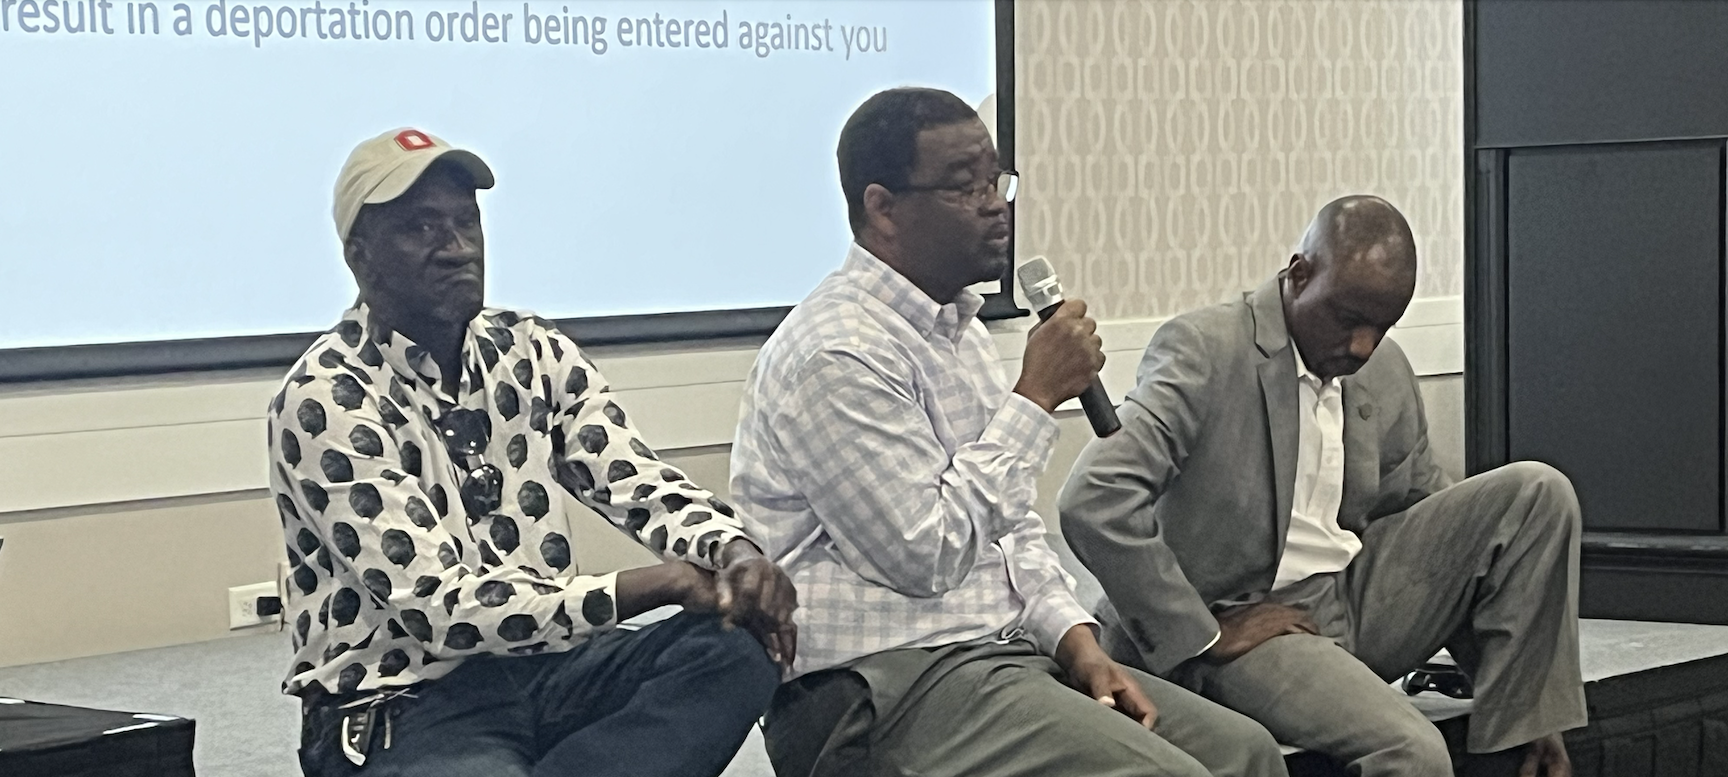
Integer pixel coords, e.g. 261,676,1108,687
728,87,1285,777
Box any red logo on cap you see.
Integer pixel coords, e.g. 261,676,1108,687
394,130,434,151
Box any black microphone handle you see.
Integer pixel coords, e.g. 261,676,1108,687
1033,302,1122,438
1078,381,1122,437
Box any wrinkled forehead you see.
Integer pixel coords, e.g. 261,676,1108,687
912,119,996,178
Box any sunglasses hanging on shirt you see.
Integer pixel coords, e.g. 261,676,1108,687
435,408,504,520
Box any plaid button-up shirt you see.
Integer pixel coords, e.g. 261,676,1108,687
731,244,1095,678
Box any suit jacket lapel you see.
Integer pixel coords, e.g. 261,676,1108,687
1248,278,1297,559
1338,379,1381,533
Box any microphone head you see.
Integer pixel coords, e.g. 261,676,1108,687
1016,256,1064,311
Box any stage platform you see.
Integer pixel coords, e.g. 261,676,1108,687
0,619,1724,776
1562,619,1728,777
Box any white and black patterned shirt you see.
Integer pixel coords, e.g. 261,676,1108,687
731,244,1095,678
268,305,748,697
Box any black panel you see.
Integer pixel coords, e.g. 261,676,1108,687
1582,567,1728,626
980,0,1030,322
1504,142,1724,532
1465,148,1509,475
1581,533,1728,624
1475,1,1728,148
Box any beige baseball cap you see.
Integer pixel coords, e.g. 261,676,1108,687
332,128,495,242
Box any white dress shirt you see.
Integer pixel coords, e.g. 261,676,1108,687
1272,340,1362,591
730,244,1095,678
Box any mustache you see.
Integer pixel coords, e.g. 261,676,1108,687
427,253,483,277
429,251,481,266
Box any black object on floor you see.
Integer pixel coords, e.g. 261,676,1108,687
0,698,195,777
1405,662,1476,700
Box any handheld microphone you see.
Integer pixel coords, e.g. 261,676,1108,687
1015,257,1122,438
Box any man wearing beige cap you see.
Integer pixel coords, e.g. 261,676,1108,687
269,128,799,776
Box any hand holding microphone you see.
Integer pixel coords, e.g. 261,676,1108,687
1013,257,1121,437
1014,299,1103,412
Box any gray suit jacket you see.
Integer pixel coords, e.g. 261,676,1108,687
1058,275,1452,676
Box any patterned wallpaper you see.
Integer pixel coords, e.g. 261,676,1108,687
1013,0,1463,320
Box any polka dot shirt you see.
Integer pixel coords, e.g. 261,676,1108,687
267,305,748,697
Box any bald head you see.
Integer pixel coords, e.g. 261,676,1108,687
1282,196,1419,380
1299,195,1418,288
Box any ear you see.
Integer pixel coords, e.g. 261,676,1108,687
1286,253,1312,296
343,237,370,286
862,183,897,240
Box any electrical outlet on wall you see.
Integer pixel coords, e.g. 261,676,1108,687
228,582,281,630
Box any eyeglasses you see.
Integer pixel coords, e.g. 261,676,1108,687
894,170,1018,207
436,408,503,519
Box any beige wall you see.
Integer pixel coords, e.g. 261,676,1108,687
1014,0,1464,317
0,0,1466,668
0,494,284,668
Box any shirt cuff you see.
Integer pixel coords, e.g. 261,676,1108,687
1196,630,1221,659
986,392,1061,471
1025,590,1099,658
559,570,622,632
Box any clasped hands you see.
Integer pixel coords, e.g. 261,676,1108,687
637,539,800,669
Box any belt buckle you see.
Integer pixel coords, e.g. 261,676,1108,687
335,690,409,764
338,704,378,766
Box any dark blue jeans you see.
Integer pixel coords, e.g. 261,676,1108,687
298,613,778,777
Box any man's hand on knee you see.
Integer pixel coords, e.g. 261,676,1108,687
1055,625,1160,730
1202,603,1320,665
1520,733,1571,777
717,539,800,670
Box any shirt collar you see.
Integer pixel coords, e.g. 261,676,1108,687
1290,338,1334,390
844,242,984,343
351,304,480,392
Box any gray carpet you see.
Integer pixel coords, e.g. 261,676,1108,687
0,632,306,777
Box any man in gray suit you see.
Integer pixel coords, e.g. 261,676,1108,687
1059,196,1584,777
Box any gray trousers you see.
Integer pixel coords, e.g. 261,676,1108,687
1107,461,1587,777
763,638,1289,777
